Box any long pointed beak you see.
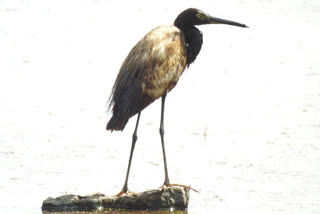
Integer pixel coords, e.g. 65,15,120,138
209,16,248,28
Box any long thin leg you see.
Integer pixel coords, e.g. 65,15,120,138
158,97,199,192
116,112,141,196
159,92,170,186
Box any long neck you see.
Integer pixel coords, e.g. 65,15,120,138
174,13,203,66
182,26,203,66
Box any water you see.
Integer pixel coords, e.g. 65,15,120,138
1,0,320,213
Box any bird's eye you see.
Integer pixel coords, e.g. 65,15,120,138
196,13,205,20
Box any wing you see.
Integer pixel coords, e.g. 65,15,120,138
107,25,187,131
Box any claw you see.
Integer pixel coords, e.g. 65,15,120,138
160,183,199,193
115,189,136,197
115,190,126,197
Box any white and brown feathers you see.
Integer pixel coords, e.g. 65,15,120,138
107,25,187,131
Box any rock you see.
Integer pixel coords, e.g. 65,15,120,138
42,186,190,212
41,193,104,212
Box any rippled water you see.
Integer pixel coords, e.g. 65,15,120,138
1,0,320,214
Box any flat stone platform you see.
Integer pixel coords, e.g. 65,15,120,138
42,186,190,212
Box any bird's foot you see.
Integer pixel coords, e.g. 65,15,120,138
160,183,199,193
115,189,136,197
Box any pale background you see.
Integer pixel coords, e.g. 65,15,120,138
0,0,319,213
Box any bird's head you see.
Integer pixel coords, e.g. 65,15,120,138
174,8,248,29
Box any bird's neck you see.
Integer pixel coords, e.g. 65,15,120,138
182,26,203,66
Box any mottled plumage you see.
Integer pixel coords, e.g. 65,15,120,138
107,25,187,131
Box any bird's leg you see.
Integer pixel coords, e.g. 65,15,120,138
158,93,199,193
159,92,170,186
116,112,141,197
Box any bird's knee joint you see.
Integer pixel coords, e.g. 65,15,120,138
159,127,165,136
132,134,138,142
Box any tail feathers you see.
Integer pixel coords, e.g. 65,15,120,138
107,90,155,131
106,115,129,131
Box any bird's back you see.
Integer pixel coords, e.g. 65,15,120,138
107,25,187,131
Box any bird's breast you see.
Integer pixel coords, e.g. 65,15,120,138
141,25,187,99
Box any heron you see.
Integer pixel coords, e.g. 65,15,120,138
106,8,248,196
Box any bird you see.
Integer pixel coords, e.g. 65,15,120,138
106,8,248,196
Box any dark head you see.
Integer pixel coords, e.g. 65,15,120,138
174,8,248,30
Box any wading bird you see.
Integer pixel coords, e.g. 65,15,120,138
107,8,247,196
